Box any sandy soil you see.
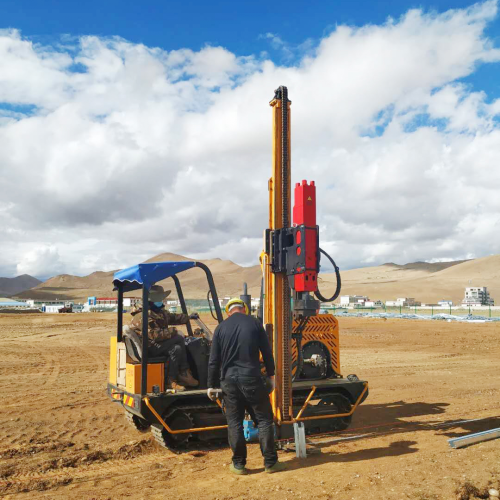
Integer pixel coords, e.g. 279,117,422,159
0,313,499,500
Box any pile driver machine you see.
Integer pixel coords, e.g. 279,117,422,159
259,86,368,441
107,86,368,451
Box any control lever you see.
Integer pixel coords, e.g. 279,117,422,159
192,317,214,341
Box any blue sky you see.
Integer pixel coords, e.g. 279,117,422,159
1,1,500,277
0,1,493,50
3,0,500,96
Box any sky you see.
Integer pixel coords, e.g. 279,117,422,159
1,0,500,278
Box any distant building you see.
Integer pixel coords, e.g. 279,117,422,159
44,304,66,313
365,300,383,308
166,299,180,313
0,298,30,309
398,297,420,306
86,296,141,310
26,299,68,308
462,287,494,306
340,295,369,307
438,300,453,307
386,297,421,307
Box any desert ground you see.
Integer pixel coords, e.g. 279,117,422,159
0,312,499,500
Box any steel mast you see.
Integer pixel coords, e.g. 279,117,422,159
265,86,293,422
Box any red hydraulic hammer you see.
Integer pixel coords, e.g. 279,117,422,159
292,180,319,293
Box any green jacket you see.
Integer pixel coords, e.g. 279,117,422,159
130,304,189,344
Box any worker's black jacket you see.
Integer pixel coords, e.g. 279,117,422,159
207,313,275,388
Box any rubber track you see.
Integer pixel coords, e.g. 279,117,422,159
150,403,206,450
124,411,150,433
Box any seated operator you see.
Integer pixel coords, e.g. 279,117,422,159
129,285,198,391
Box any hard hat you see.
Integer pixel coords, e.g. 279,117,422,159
225,298,249,315
148,285,171,302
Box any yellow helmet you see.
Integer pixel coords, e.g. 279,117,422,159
225,298,249,315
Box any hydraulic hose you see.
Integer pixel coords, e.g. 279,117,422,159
315,247,342,303
207,290,218,321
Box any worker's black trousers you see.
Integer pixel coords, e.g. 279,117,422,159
148,333,188,380
221,375,278,469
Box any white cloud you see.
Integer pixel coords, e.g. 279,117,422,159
1,2,500,278
16,245,64,277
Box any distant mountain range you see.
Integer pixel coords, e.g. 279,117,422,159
0,275,42,297
12,253,500,305
319,255,499,304
15,252,261,301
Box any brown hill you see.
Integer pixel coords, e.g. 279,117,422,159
16,253,499,306
17,253,260,302
383,260,468,272
0,274,42,297
320,255,499,304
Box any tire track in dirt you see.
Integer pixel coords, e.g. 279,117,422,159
0,438,174,496
2,314,500,500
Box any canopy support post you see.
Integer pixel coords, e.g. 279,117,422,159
173,275,193,336
195,262,223,323
141,286,149,396
117,284,123,342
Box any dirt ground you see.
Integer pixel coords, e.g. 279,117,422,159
0,313,499,500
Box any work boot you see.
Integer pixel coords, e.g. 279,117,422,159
166,378,185,392
178,369,198,388
229,463,248,475
265,461,287,473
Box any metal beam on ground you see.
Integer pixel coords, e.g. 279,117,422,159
448,427,500,449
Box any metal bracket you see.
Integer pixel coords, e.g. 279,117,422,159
268,226,319,276
293,422,307,458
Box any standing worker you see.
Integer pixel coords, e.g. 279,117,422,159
207,298,286,475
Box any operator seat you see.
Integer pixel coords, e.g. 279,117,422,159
122,326,169,364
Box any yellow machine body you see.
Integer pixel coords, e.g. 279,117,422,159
109,337,164,394
109,336,118,385
125,363,164,394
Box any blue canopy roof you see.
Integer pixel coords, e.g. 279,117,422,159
113,261,196,292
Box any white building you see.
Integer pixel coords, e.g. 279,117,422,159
251,297,260,309
0,299,30,309
44,304,66,313
26,299,70,308
340,296,350,307
438,300,453,307
365,300,383,308
85,296,141,311
386,297,421,307
340,295,369,307
462,287,494,306
398,297,420,306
